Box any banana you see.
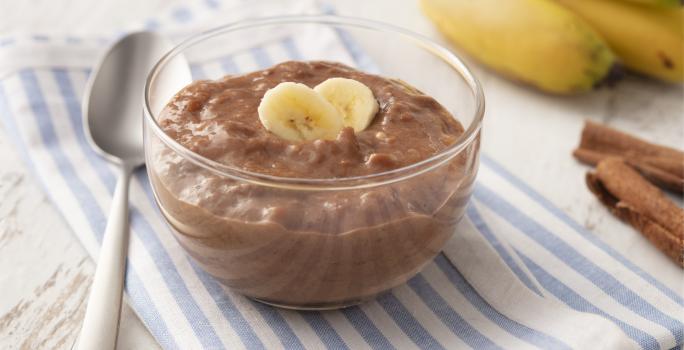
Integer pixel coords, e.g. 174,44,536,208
420,0,620,94
314,78,379,132
258,82,343,142
556,0,684,82
614,0,682,8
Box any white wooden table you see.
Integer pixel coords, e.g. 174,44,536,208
0,0,682,348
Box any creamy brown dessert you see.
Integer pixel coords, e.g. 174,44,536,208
148,61,478,308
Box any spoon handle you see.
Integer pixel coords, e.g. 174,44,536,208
76,166,132,350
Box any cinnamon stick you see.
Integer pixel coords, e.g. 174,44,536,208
574,121,684,194
586,158,684,267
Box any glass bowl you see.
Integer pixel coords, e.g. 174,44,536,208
143,15,484,310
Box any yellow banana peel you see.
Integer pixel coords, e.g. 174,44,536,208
557,0,684,82
421,0,620,94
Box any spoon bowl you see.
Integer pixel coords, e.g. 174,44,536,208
83,31,174,165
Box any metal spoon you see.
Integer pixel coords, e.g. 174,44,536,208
75,31,180,350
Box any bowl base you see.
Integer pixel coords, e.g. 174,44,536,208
249,296,365,311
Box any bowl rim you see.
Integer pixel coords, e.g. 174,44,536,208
143,14,485,190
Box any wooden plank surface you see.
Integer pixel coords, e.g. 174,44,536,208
0,0,682,349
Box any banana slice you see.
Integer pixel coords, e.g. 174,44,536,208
258,82,343,142
314,78,379,132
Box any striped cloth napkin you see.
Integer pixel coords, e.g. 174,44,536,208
1,1,682,349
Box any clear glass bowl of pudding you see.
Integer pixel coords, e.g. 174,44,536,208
143,15,484,310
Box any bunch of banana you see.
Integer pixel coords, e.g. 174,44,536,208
618,0,682,7
420,0,619,94
555,0,684,83
420,0,684,94
258,78,379,141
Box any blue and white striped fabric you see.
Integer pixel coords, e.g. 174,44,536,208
1,1,682,349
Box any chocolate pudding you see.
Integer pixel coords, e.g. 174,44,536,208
147,61,479,308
